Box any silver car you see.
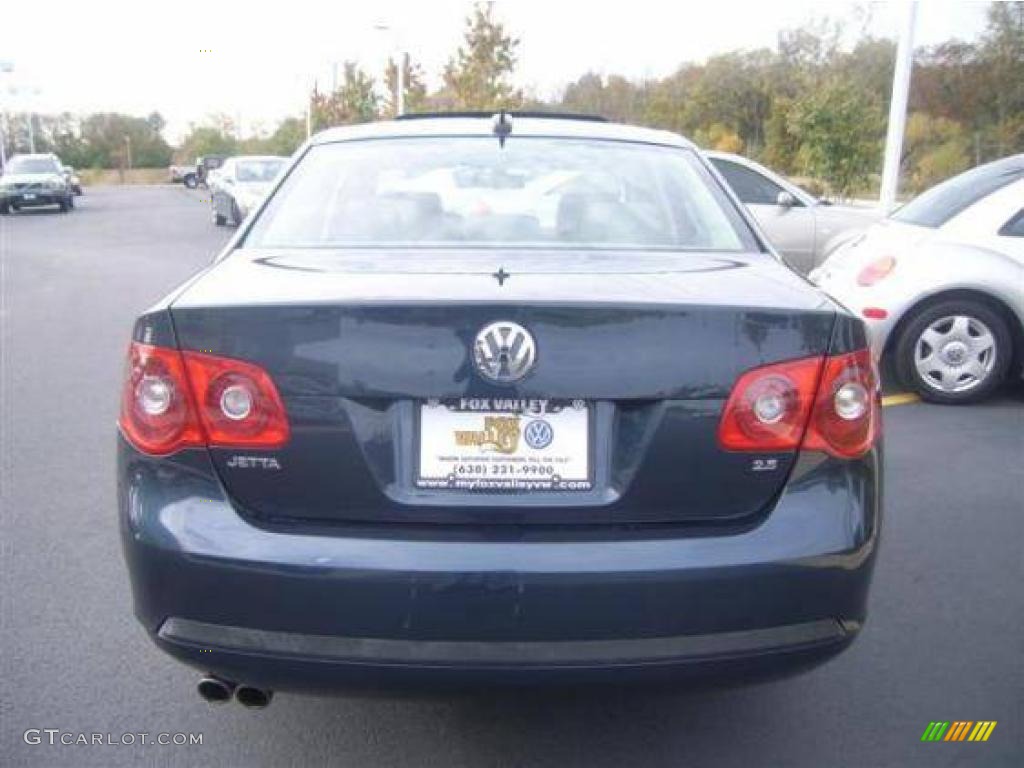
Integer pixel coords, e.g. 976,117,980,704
707,151,881,274
210,155,287,226
812,155,1024,404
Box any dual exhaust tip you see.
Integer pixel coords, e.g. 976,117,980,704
197,676,272,709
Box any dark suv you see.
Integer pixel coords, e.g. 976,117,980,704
0,153,75,213
118,113,881,707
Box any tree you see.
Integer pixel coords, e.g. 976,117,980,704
45,116,79,160
688,51,773,151
788,80,883,198
176,125,237,164
694,123,745,153
902,113,970,192
384,55,427,116
439,2,522,110
560,73,649,123
761,97,801,170
262,117,306,156
76,113,172,168
311,62,378,130
979,1,1024,153
146,111,167,135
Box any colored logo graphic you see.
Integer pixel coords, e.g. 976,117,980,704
454,416,520,454
921,721,997,742
524,419,554,449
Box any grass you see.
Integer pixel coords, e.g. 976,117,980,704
77,168,171,186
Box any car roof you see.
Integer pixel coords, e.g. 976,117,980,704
231,155,288,162
976,153,1024,174
311,115,695,150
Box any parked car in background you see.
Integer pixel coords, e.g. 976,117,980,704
119,114,881,703
170,156,229,189
169,164,191,185
812,154,1024,404
208,155,287,225
61,164,83,195
194,155,227,189
707,151,881,274
0,153,75,213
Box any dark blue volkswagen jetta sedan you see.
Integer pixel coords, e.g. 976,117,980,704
118,114,881,707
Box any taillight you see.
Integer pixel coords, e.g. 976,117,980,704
717,356,824,452
803,349,880,459
119,343,204,455
718,349,880,459
119,342,289,455
181,351,290,448
857,255,896,286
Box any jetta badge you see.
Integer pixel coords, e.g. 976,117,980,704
473,321,536,382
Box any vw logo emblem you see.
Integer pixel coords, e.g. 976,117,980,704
524,419,553,449
473,321,536,382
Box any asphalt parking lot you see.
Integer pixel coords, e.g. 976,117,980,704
1,185,1021,767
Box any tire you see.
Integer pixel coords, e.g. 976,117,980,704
0,201,8,215
183,174,198,189
213,205,226,226
894,298,1012,404
231,200,243,226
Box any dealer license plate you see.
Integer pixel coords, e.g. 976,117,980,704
417,398,591,491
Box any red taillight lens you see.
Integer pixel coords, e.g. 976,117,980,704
718,349,880,459
803,349,880,459
181,351,290,449
119,342,290,454
857,255,896,286
119,343,204,455
717,356,824,451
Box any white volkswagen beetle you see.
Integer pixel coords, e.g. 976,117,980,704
812,155,1024,404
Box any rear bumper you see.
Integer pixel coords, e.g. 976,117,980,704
155,616,857,691
119,438,881,691
3,192,66,207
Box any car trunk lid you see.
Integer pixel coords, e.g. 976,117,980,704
170,249,836,526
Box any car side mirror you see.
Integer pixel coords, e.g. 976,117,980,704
776,191,796,209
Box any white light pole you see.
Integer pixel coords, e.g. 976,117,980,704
879,1,918,212
374,23,405,117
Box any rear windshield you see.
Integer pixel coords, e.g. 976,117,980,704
892,156,1024,228
244,138,756,251
6,156,60,174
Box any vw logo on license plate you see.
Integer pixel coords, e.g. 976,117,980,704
523,419,553,449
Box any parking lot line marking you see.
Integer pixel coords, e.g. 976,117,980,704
882,393,920,407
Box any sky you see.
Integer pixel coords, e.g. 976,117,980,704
1,0,992,144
